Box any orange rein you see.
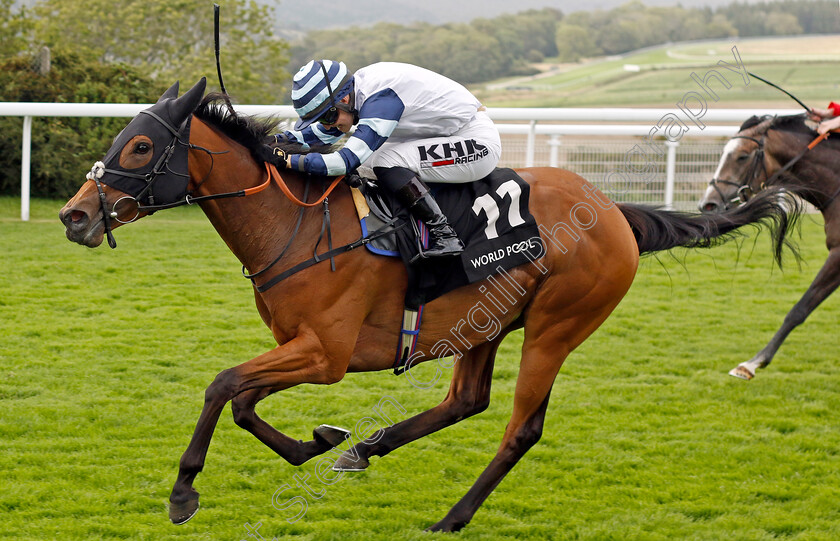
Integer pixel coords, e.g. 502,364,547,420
807,128,838,150
243,163,345,207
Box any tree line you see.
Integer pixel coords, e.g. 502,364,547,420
0,0,287,198
291,0,839,81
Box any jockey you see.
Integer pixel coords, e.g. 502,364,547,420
810,102,840,135
270,60,502,259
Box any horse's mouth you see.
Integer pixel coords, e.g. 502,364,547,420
62,210,105,248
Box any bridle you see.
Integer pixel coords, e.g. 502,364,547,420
87,108,311,248
706,73,838,212
86,109,223,247
85,105,368,293
707,134,767,210
709,125,837,211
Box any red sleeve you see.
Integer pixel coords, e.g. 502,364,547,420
829,102,840,116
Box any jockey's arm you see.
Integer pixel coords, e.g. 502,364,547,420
286,89,405,177
275,123,344,150
811,102,840,135
810,101,840,121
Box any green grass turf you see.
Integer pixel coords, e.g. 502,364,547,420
1,197,839,540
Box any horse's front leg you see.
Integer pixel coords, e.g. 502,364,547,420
168,330,350,525
730,246,840,380
231,387,350,464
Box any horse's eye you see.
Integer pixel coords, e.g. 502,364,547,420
736,154,749,162
136,142,151,154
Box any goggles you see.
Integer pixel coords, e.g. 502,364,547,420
318,105,341,126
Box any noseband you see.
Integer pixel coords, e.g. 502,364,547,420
708,135,767,210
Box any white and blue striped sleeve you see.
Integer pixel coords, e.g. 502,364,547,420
291,89,405,177
281,124,344,150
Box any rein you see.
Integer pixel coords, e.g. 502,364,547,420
268,165,345,207
764,130,832,187
132,161,273,214
241,169,405,292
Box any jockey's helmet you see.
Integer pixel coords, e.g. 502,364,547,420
292,59,354,130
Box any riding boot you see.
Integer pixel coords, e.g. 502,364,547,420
375,167,464,260
401,182,465,260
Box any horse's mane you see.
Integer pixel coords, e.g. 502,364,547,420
193,93,330,162
740,114,811,134
739,113,840,150
770,114,815,135
769,113,840,150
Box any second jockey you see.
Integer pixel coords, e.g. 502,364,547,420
269,60,502,259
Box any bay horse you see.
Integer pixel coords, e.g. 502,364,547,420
699,113,840,381
59,79,799,532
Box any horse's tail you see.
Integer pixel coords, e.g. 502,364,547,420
617,187,802,266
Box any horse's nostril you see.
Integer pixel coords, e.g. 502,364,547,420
60,208,89,227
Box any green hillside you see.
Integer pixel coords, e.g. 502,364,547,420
474,35,840,108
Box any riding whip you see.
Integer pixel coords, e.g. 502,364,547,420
747,71,811,113
213,4,236,116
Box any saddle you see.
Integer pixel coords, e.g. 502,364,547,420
351,167,544,309
350,168,544,372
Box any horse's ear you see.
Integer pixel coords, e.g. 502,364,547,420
739,115,763,132
171,78,207,122
157,81,180,103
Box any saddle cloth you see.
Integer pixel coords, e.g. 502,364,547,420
352,167,544,309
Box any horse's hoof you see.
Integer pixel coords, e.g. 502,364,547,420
313,424,351,448
169,492,200,525
425,517,468,533
729,365,755,380
332,450,370,472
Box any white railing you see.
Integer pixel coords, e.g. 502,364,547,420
0,102,802,220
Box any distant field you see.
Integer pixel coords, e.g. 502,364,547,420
475,34,840,108
2,197,839,540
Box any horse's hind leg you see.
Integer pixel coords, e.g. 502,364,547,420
426,343,559,533
334,338,501,471
231,387,350,465
428,288,625,532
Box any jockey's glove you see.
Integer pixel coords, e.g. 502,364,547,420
343,172,363,188
271,147,290,169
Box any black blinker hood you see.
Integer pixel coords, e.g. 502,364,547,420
97,78,207,206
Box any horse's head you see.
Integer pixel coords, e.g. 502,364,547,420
699,115,775,214
59,78,207,247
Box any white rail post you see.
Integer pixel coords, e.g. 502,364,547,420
21,115,32,221
525,120,536,167
665,140,678,210
548,135,561,168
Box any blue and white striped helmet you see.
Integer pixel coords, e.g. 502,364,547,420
292,59,354,130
